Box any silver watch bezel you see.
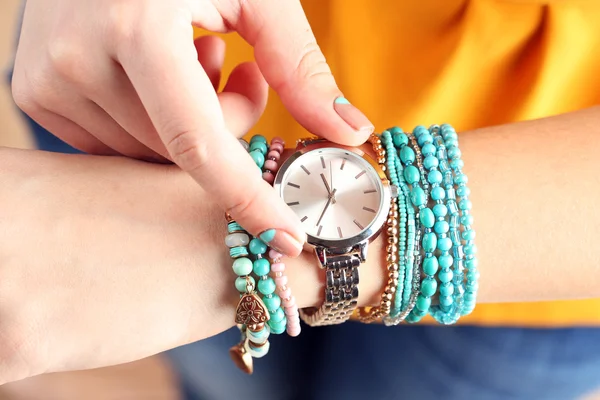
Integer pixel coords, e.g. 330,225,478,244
273,141,391,250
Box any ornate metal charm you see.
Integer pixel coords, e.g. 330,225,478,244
234,293,270,326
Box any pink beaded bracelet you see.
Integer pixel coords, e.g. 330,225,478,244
269,250,301,337
262,137,284,184
262,137,301,336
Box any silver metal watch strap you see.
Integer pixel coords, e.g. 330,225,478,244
300,253,360,327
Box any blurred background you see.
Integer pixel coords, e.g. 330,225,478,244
0,0,31,150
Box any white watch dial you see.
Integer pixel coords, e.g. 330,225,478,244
279,148,384,241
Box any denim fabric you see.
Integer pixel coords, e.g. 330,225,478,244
169,324,600,400
22,113,82,154
4,69,81,154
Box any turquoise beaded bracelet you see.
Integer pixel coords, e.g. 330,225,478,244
226,219,271,373
227,135,291,373
428,125,463,324
240,135,288,335
406,126,444,323
380,129,419,324
440,124,478,317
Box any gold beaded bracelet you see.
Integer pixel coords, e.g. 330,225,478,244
356,134,400,323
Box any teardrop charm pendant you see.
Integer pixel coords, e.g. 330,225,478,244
229,341,253,374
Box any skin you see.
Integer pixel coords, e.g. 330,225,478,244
0,106,598,385
11,1,375,256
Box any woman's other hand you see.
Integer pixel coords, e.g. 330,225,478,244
11,0,373,257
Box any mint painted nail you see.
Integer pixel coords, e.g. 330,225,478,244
260,229,303,257
259,229,276,243
333,96,374,133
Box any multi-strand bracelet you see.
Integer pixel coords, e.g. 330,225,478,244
374,124,479,325
226,135,301,374
356,123,479,326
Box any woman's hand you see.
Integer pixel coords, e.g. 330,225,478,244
11,0,374,258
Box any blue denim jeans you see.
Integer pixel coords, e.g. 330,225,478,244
6,67,600,400
170,324,600,400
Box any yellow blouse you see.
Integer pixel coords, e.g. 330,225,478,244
196,0,600,326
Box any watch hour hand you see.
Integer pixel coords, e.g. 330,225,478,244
320,173,332,196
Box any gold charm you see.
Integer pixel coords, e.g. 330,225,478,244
229,341,253,374
235,293,270,327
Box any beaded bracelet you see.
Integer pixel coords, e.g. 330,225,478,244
251,236,288,335
244,136,289,335
403,126,445,323
262,137,284,185
261,136,301,336
226,218,271,374
227,135,301,373
378,130,415,322
394,129,420,314
440,124,478,318
383,128,424,325
269,250,301,336
405,132,427,314
357,134,400,323
426,126,461,324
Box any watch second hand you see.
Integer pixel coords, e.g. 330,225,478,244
316,188,337,227
329,160,336,204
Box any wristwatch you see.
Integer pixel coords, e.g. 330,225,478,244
273,138,394,326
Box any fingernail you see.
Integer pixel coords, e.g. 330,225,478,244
333,96,374,134
259,229,303,258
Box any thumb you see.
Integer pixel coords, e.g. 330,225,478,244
228,0,374,146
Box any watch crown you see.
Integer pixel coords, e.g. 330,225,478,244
390,185,399,198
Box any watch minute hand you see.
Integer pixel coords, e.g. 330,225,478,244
329,161,336,204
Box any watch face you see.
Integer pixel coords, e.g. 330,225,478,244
276,147,385,242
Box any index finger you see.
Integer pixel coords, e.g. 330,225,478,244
230,0,374,145
116,13,305,257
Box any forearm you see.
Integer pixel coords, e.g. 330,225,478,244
459,106,600,302
0,148,235,374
